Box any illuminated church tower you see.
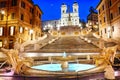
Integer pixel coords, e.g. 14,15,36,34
60,2,80,26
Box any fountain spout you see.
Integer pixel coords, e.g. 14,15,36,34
63,52,67,58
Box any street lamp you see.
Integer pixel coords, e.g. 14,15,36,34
107,26,111,38
79,23,82,27
30,29,33,40
0,10,5,15
86,23,89,27
43,27,46,31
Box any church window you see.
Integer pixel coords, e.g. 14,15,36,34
74,9,77,12
63,10,65,13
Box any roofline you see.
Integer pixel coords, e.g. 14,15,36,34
34,5,43,14
96,0,102,9
87,12,98,17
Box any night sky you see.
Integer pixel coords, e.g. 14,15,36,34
33,0,100,22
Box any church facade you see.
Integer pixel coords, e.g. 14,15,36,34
60,2,80,26
42,2,80,31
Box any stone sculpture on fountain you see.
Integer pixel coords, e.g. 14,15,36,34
1,48,33,74
93,45,118,79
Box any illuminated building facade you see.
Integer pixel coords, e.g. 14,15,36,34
87,10,98,31
42,2,81,31
97,0,120,40
0,0,42,48
42,20,59,31
60,2,80,26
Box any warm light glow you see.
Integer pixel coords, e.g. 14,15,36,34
89,22,92,25
0,27,3,36
48,24,51,28
29,29,33,35
19,27,23,33
79,23,82,27
0,41,2,47
57,24,60,31
107,27,111,31
1,10,5,14
48,24,53,29
94,25,98,28
86,23,88,27
107,27,111,38
43,27,46,30
10,26,14,36
50,25,53,29
84,38,88,41
25,27,28,30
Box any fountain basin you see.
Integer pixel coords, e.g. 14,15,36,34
31,63,96,72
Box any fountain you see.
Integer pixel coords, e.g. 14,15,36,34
32,52,96,72
53,52,77,71
0,45,118,79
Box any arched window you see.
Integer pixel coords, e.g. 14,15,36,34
74,9,77,12
63,10,65,13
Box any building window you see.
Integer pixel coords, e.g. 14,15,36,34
20,14,24,20
0,40,2,47
11,0,17,6
74,9,77,12
0,27,3,36
119,7,120,14
19,27,23,33
11,13,15,19
109,0,112,6
110,13,113,20
39,14,41,18
105,28,106,33
0,1,6,8
30,7,33,13
30,19,32,24
112,26,114,32
104,17,105,22
21,1,25,9
9,26,15,36
63,10,65,13
0,14,4,20
102,5,104,10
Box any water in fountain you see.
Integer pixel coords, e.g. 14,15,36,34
63,52,67,58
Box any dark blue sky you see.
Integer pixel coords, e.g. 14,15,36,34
33,0,100,21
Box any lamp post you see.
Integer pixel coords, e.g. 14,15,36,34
30,29,33,40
